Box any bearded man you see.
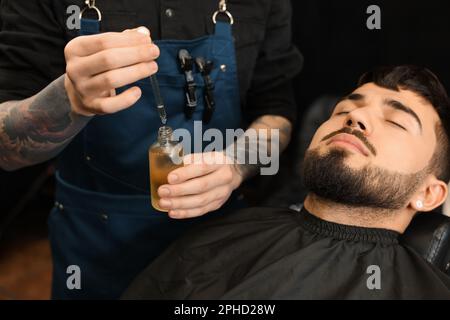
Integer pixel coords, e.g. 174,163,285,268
123,65,450,299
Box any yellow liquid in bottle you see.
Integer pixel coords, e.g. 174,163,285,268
149,146,183,212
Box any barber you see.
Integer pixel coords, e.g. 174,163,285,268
0,0,302,298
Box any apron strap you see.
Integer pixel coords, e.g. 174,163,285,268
80,19,101,36
214,21,233,39
213,0,234,25
79,0,102,36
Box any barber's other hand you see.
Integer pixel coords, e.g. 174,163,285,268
157,152,244,219
64,27,159,116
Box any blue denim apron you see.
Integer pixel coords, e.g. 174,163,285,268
48,13,245,299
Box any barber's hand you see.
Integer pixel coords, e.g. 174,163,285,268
64,26,159,116
158,152,244,219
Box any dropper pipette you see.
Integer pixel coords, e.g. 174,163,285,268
150,75,167,125
135,26,167,125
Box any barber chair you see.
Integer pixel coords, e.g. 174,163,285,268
402,209,450,275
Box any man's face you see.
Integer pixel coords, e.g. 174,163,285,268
303,82,441,209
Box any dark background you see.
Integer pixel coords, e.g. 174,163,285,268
1,0,450,235
292,0,450,115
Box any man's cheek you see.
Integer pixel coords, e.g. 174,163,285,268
373,143,404,171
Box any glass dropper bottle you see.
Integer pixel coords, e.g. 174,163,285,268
149,126,184,212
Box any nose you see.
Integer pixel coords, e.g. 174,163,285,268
344,110,371,134
345,118,366,130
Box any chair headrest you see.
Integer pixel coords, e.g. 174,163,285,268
401,210,450,276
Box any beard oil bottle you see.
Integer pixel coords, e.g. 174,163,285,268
149,126,184,212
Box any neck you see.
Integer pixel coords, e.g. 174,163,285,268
303,193,415,233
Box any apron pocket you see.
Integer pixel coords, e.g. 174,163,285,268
48,180,195,298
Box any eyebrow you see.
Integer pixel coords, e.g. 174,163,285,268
335,93,364,105
383,98,423,132
347,93,365,101
338,93,423,132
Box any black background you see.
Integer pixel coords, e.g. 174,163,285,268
292,0,450,117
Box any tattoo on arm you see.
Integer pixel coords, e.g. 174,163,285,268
250,115,292,151
0,75,92,171
229,115,292,181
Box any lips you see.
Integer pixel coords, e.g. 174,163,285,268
326,133,370,156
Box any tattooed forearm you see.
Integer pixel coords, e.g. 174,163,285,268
0,75,92,171
249,115,292,151
228,115,292,180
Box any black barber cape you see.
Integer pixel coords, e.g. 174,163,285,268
123,207,450,299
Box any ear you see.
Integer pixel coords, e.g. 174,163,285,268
409,176,448,212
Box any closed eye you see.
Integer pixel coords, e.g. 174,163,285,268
335,111,349,116
386,120,407,131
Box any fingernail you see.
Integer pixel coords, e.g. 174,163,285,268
133,88,142,98
137,26,150,36
150,62,158,72
160,199,172,208
169,211,181,219
159,187,170,197
169,174,178,183
151,45,160,58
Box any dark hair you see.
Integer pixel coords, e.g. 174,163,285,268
358,65,450,183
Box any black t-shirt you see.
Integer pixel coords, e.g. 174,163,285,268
123,206,450,299
0,0,303,125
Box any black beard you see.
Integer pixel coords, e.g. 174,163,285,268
302,147,427,210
